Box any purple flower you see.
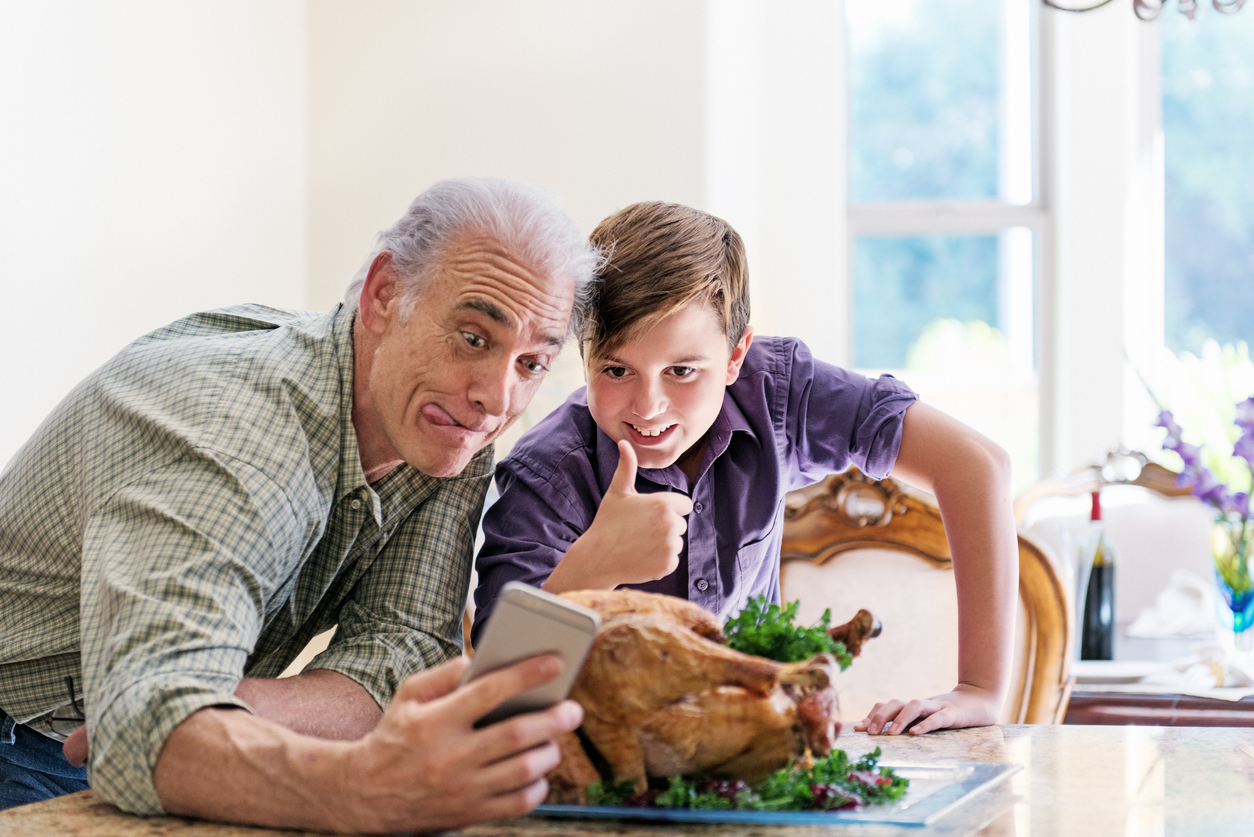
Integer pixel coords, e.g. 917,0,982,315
1173,441,1207,477
1174,444,1232,510
1153,411,1183,439
1236,432,1254,468
1157,410,1184,442
1235,397,1254,432
1235,398,1254,470
1204,483,1236,514
1156,401,1254,519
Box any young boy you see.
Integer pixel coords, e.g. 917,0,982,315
473,202,1018,736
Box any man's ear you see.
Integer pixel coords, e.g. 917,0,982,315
725,325,755,385
358,252,401,335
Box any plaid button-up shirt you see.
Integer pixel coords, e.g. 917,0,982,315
0,303,491,814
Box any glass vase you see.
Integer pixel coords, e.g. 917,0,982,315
1212,514,1254,653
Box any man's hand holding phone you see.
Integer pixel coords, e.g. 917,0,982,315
336,653,583,833
328,583,599,832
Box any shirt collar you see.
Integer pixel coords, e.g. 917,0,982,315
331,304,372,507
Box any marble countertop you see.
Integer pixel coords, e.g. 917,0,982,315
4,725,1253,837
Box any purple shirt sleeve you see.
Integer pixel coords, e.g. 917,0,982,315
778,338,919,484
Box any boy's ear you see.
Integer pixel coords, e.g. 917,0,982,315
358,252,401,335
725,325,755,385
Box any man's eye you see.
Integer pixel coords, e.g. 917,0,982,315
462,332,486,349
604,366,628,379
671,366,695,378
521,358,550,375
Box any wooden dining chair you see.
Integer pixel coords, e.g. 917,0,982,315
1013,448,1190,525
1014,448,1213,630
779,468,1073,725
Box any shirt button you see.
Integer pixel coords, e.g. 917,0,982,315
694,501,704,513
351,499,362,510
695,579,709,592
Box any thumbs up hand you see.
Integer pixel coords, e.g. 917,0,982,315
542,439,694,594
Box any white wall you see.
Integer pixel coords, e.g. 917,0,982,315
705,1,847,366
305,0,708,310
0,1,307,465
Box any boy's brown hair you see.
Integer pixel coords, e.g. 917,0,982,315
581,202,750,360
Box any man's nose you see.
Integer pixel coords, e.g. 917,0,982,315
468,357,513,418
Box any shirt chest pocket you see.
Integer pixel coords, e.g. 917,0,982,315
735,531,778,583
730,498,786,604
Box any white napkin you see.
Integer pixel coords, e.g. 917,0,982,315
1141,644,1254,690
1126,569,1217,639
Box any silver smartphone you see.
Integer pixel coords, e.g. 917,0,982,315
461,581,601,728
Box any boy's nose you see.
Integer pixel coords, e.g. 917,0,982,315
631,380,667,419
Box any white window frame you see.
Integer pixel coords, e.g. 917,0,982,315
844,0,1052,476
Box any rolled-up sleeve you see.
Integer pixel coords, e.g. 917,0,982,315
80,453,303,814
306,457,491,709
780,339,919,483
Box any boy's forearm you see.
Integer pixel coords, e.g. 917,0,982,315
938,451,1018,700
542,536,614,593
891,403,1019,703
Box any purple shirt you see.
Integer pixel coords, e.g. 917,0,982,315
472,336,918,642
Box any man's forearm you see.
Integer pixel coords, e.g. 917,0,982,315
153,707,356,831
235,669,382,740
151,655,585,834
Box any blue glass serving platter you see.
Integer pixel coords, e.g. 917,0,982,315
533,761,1019,828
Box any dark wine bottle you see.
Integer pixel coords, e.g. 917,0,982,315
1080,491,1116,660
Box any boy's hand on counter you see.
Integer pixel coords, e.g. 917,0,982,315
545,440,692,592
853,683,1003,736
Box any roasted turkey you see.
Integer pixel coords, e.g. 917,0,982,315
544,589,880,804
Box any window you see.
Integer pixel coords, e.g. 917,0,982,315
1161,9,1254,355
846,0,1044,491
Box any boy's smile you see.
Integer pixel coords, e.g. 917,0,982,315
585,302,753,478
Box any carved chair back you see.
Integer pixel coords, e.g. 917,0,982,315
780,468,1073,725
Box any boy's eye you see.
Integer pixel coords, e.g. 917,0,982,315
604,366,628,379
671,366,695,378
462,332,486,349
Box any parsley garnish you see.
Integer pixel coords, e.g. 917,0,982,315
584,748,907,812
723,596,853,670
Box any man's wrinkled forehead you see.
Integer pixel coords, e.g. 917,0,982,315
435,233,574,341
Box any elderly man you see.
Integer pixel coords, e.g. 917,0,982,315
0,178,601,832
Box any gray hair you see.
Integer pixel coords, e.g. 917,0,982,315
344,177,601,336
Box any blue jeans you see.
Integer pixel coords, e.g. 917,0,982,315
0,710,89,810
